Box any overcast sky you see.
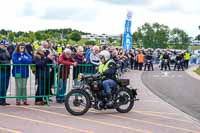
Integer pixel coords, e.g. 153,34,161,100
0,0,199,37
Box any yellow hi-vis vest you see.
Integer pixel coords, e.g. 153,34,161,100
98,60,113,74
57,47,63,55
33,42,39,50
184,53,190,60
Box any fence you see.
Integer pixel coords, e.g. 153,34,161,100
0,63,95,105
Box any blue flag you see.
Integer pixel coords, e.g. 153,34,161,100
122,11,133,51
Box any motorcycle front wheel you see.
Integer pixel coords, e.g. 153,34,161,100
65,89,91,116
115,88,134,113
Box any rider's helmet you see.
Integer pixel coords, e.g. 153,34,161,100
99,50,111,61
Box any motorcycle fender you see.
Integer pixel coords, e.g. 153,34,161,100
131,89,137,98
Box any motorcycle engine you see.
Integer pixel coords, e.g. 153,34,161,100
91,81,99,91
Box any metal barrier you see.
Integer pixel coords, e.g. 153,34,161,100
57,64,94,95
0,63,96,105
0,64,57,105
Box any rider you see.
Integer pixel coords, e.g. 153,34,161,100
98,50,117,107
144,49,153,71
161,51,171,70
174,52,184,71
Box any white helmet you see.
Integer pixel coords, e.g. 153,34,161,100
99,50,110,61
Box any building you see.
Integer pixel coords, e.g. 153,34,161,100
81,34,120,45
191,40,200,46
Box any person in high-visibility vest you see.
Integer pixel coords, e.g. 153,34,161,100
184,51,190,69
33,41,39,50
57,45,63,55
137,51,144,71
98,50,117,107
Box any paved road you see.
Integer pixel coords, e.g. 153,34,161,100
0,70,200,133
142,67,200,121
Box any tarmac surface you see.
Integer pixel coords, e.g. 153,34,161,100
142,66,200,121
0,69,200,133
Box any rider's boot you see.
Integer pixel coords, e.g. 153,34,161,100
106,93,113,107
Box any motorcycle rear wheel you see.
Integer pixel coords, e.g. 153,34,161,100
116,88,134,113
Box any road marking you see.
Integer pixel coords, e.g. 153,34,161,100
139,100,164,103
133,111,192,123
0,113,93,133
134,110,181,116
152,74,183,78
19,106,151,133
153,75,159,78
23,106,199,133
178,75,183,78
0,127,22,133
106,114,200,133
22,105,183,117
26,105,190,122
161,72,169,77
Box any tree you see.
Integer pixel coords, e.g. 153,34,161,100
170,28,190,49
85,40,96,45
136,23,169,49
195,34,200,40
133,31,142,47
69,32,81,42
8,32,15,42
28,32,36,43
0,34,6,40
108,37,114,44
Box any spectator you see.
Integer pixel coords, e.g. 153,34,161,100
33,46,53,105
0,40,11,106
184,50,191,69
74,46,86,85
12,43,32,105
57,48,77,103
42,40,56,97
25,43,34,57
74,46,86,64
129,49,135,70
137,50,145,71
90,46,100,66
88,46,100,73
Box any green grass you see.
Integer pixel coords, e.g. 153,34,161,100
190,46,200,51
194,67,200,75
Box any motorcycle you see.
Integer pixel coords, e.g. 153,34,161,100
174,60,184,71
64,73,138,116
144,60,153,71
163,59,169,71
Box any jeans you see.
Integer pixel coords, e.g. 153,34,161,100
56,79,67,102
102,79,117,94
0,71,10,104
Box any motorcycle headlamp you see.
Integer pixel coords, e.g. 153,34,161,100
78,73,84,81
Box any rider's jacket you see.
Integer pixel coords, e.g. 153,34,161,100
163,54,170,60
176,55,183,61
98,59,117,80
145,55,153,61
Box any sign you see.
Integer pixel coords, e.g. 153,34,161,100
122,11,133,51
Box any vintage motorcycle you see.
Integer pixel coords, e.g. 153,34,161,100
64,73,138,116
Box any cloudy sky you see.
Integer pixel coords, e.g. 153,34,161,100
0,0,199,37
